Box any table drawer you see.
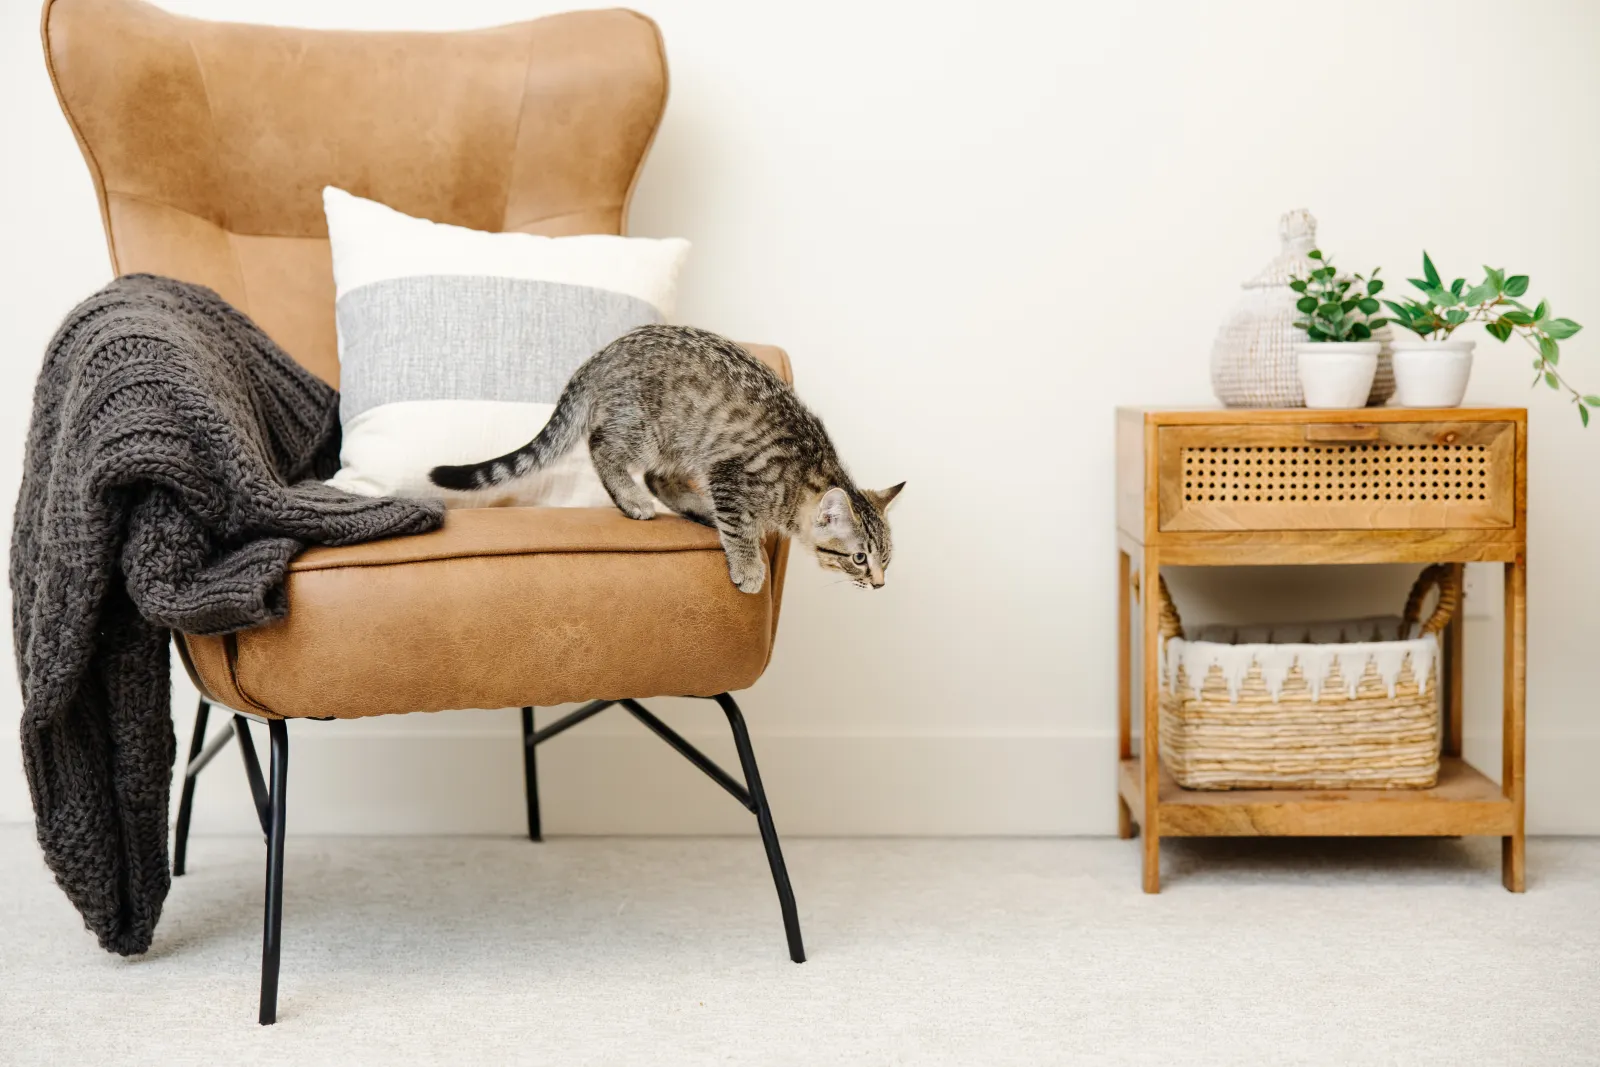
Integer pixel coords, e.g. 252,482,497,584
1157,420,1516,531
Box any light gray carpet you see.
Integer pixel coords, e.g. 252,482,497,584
2,826,1596,1066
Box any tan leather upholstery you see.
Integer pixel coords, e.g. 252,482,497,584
44,0,667,384
44,0,793,717
182,509,790,719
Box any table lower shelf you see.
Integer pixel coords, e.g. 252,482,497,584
1118,756,1514,837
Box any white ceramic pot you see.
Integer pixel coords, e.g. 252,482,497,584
1390,338,1475,407
1296,341,1381,409
1210,210,1397,408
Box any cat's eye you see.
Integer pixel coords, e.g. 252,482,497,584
852,552,868,566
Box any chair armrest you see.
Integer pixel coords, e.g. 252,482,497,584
739,342,793,385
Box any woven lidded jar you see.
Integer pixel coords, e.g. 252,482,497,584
1210,209,1394,408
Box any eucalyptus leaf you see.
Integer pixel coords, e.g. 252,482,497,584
1540,335,1560,363
1422,252,1440,288
1358,298,1380,315
1290,279,1308,293
1464,283,1498,306
1445,309,1469,326
1546,372,1560,390
1584,395,1600,406
1369,317,1390,329
1505,275,1530,297
1486,320,1514,341
1308,249,1323,259
1351,323,1372,340
1582,404,1591,428
1296,296,1317,314
1484,266,1505,291
1501,310,1535,326
1368,278,1385,295
1546,318,1582,340
1534,300,1548,321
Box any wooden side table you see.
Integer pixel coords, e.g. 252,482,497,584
1115,406,1527,892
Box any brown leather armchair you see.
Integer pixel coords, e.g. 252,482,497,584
43,0,803,1024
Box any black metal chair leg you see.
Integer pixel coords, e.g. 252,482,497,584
521,706,541,841
259,719,289,1025
172,699,211,876
714,693,805,964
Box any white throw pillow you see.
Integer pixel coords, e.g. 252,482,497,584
321,187,690,507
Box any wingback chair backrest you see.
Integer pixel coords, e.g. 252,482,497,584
41,0,669,384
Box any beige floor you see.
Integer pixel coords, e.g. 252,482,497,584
2,825,1597,1066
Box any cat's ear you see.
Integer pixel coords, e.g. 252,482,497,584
814,487,857,535
865,481,906,512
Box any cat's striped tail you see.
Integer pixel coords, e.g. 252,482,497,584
428,384,592,491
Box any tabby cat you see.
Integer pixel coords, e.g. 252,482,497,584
430,325,904,594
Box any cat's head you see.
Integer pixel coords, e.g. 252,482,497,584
807,482,904,589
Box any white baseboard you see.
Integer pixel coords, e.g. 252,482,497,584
7,715,1596,835
176,727,1119,837
162,724,1600,837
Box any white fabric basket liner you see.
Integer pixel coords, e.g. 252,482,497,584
1161,615,1439,704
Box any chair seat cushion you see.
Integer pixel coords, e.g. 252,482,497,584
180,507,787,719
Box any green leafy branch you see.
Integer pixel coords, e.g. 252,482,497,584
1290,250,1388,343
1385,253,1595,427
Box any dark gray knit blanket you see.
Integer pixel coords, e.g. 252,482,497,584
11,275,443,955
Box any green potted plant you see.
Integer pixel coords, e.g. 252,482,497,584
1289,250,1389,408
1385,255,1596,423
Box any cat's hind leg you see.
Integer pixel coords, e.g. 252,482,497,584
589,428,656,520
645,469,716,528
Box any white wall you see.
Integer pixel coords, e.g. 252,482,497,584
3,0,1597,836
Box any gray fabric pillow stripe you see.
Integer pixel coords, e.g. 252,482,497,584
336,274,662,422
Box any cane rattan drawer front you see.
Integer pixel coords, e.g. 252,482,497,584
1157,420,1516,532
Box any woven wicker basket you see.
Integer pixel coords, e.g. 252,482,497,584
1158,565,1459,791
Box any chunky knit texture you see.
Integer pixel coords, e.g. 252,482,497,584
11,275,444,955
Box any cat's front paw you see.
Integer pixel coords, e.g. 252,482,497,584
619,500,656,521
730,562,767,594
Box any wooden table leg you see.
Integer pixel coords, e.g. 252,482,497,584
1141,549,1161,893
1117,549,1135,839
1443,563,1464,759
1502,554,1527,892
